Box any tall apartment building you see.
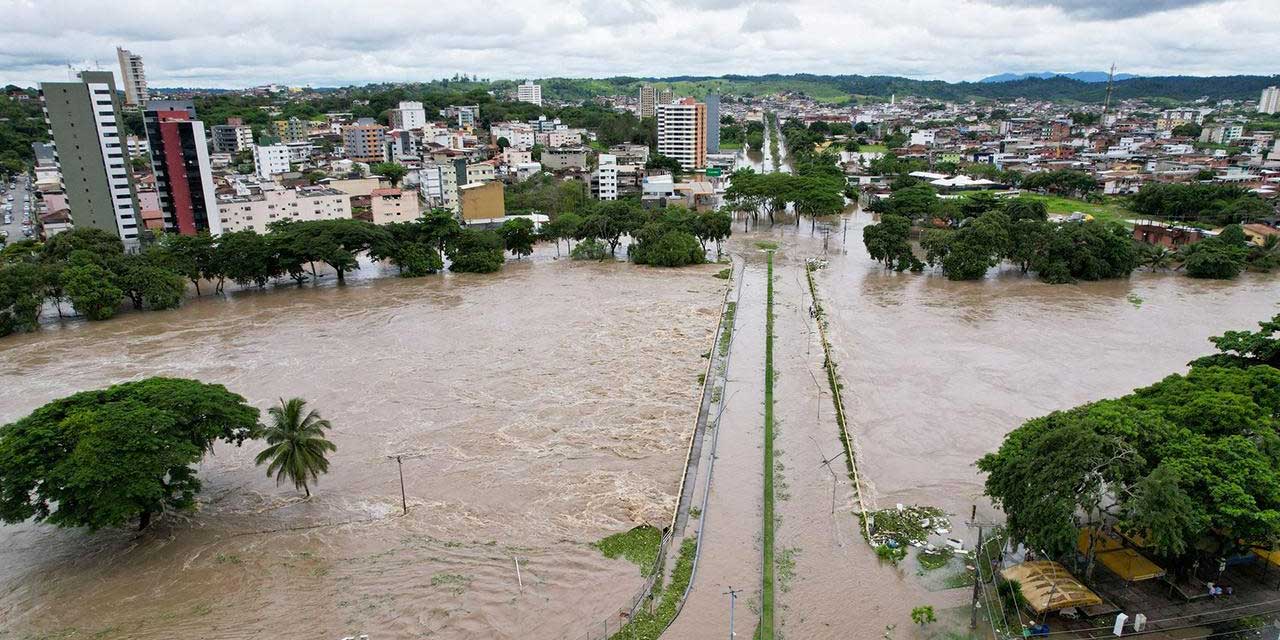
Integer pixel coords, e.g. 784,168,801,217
273,117,308,143
40,70,142,246
342,119,387,163
594,153,618,201
639,85,656,119
143,100,221,235
657,88,674,107
212,123,254,153
390,101,427,130
1260,86,1280,115
115,47,148,107
705,94,721,154
253,144,291,179
516,81,542,107
657,98,706,171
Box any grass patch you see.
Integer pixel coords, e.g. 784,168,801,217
606,537,698,640
595,525,663,576
714,267,731,279
1127,293,1144,308
917,546,955,571
761,250,777,639
959,191,1136,227
718,301,736,357
430,572,471,595
943,570,976,589
858,143,890,153
755,241,778,250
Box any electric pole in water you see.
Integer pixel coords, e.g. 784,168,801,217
966,504,1002,631
725,586,741,638
386,455,407,515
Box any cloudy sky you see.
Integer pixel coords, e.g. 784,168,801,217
1,0,1276,88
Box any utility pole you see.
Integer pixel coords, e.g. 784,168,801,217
387,455,407,515
1102,62,1117,123
725,586,741,638
970,524,984,630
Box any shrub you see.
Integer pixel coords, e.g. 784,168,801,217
569,238,609,261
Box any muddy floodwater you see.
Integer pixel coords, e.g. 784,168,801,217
0,251,724,640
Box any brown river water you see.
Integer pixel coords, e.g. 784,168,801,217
2,201,1278,640
0,248,724,640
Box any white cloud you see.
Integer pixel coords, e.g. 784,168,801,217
741,3,801,32
0,0,1274,88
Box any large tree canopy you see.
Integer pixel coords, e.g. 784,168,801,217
0,377,261,530
978,363,1280,564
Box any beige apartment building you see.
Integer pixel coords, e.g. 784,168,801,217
218,185,352,233
369,188,421,225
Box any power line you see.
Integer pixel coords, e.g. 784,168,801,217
1040,596,1280,637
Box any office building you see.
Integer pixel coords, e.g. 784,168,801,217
342,119,387,163
639,85,656,118
516,81,543,107
657,98,706,171
705,94,721,154
1261,86,1280,115
116,46,148,107
390,101,427,130
594,153,618,201
40,70,142,246
143,100,221,235
253,144,291,179
212,123,254,153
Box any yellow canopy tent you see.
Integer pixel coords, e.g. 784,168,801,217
1078,528,1167,582
1252,546,1280,568
1001,561,1103,614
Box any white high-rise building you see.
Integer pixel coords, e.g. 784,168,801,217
253,144,291,179
595,153,618,201
657,99,706,171
391,101,427,130
1260,86,1280,115
516,81,542,107
116,46,148,107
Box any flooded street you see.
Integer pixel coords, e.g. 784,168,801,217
0,250,725,640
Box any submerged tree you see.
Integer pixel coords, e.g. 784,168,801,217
254,398,337,498
0,378,261,530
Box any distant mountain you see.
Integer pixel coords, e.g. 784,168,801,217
980,71,1139,83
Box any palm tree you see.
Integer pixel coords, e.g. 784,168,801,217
1143,245,1175,272
255,398,337,498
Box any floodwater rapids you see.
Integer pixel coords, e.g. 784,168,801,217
0,248,724,639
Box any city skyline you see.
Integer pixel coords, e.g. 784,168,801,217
2,0,1278,89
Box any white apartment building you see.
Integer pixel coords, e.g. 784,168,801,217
656,99,706,171
491,122,536,148
466,162,496,184
253,144,291,179
1259,86,1280,115
503,147,533,165
910,130,937,146
116,46,148,107
595,153,618,201
419,162,460,211
391,101,427,130
126,135,150,158
516,81,542,107
543,128,586,147
218,185,352,233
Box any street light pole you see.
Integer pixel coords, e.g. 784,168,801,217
387,455,407,515
725,586,741,638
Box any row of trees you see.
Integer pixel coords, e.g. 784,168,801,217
539,201,733,265
864,190,1140,283
978,316,1280,577
0,377,339,531
1131,182,1273,227
0,213,513,336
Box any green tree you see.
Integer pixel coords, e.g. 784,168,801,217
498,217,536,259
116,252,187,311
156,233,217,295
0,262,44,336
910,606,936,627
1188,314,1280,369
62,259,122,320
862,214,922,272
217,230,280,288
544,212,583,256
0,377,261,530
371,162,408,187
254,398,337,498
446,228,505,273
